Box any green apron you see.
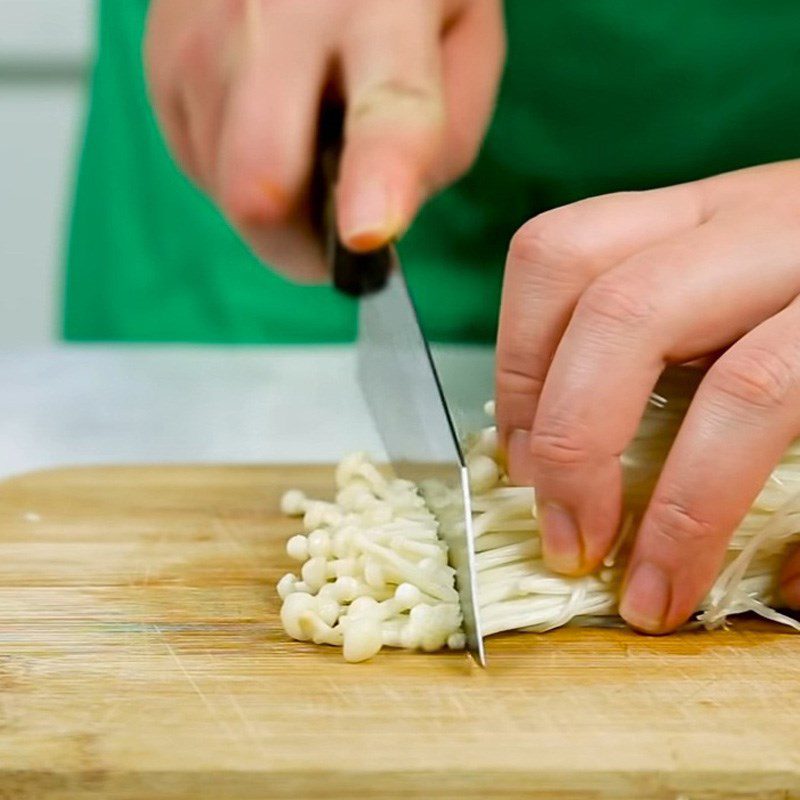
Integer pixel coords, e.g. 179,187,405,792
64,1,800,344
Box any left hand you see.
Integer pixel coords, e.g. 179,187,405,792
495,160,800,633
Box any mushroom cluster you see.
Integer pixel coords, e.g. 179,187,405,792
277,453,464,662
278,369,800,661
452,437,800,637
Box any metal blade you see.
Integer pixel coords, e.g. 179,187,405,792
356,249,486,666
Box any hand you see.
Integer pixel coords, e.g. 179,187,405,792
144,0,505,281
496,160,800,632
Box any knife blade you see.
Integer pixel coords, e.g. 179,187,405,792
312,106,485,665
356,259,486,666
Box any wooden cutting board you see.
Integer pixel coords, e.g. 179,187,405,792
1,465,799,800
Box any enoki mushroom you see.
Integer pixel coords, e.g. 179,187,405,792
278,368,800,661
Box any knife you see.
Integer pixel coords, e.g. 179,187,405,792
313,107,486,665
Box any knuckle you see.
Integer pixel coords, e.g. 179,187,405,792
576,274,656,331
495,365,545,403
219,183,275,229
707,349,800,411
529,420,593,468
496,351,549,399
648,497,717,551
508,208,592,277
348,79,445,129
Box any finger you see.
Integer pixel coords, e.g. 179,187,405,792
144,1,222,189
496,185,703,450
435,0,505,186
216,2,331,243
525,211,800,576
180,35,228,193
337,0,447,251
238,214,326,284
620,300,800,632
144,39,203,185
780,545,800,610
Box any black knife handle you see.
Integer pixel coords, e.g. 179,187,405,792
312,105,391,298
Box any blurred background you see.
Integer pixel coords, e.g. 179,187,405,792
0,2,486,476
0,0,91,345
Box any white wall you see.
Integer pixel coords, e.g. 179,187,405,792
0,0,92,344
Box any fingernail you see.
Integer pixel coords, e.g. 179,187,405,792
230,180,289,226
540,502,583,574
781,574,800,610
259,180,289,219
507,428,535,485
620,561,671,633
343,181,393,251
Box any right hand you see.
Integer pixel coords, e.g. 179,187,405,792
144,0,505,281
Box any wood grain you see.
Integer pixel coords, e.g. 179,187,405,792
1,465,799,800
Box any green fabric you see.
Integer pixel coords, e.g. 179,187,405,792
65,1,800,343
